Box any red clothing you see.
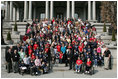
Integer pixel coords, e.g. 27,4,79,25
45,44,50,48
23,36,28,41
45,48,49,53
72,41,76,45
78,46,83,52
28,46,32,50
59,53,63,59
33,44,39,50
68,46,72,49
67,21,72,24
90,37,96,41
52,19,55,23
28,49,33,55
86,61,92,66
92,27,96,31
82,43,84,48
57,45,61,52
31,54,36,60
76,60,83,65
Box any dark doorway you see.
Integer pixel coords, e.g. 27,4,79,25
56,13,63,19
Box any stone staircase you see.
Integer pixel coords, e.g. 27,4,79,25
92,23,111,34
3,21,27,44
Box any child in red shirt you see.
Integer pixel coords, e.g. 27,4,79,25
31,53,36,61
59,52,63,64
75,57,83,72
85,58,92,73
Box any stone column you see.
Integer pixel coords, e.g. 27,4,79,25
72,1,75,19
24,1,27,21
33,7,36,19
10,1,13,21
17,7,19,21
84,7,86,21
93,1,96,20
13,6,16,21
50,1,53,20
67,1,70,19
5,1,8,20
88,1,91,21
28,1,32,21
45,1,49,19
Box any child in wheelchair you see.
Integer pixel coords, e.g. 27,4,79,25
19,60,27,75
75,57,83,73
85,58,92,74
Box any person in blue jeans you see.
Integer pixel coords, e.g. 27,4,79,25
75,57,83,72
93,53,98,67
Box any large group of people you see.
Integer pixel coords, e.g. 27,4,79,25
5,17,111,76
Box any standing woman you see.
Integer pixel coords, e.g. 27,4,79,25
61,43,66,63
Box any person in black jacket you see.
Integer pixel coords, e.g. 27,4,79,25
5,48,12,73
67,48,73,70
104,47,111,70
12,50,20,73
29,59,36,75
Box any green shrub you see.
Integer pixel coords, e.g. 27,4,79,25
14,22,17,31
103,22,107,32
112,28,116,41
7,32,12,40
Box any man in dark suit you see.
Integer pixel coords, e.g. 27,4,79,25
5,48,12,73
67,48,73,70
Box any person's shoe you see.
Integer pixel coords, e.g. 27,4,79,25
77,70,80,73
88,71,90,73
76,70,78,72
85,71,87,73
104,68,108,70
36,72,38,75
69,68,72,70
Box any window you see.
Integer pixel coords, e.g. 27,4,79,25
40,13,45,20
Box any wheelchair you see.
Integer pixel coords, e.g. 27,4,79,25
75,63,85,74
84,62,94,75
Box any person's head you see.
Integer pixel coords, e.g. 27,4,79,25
20,49,23,52
87,58,90,61
106,47,108,51
62,43,64,47
36,56,39,59
35,42,37,44
21,60,24,64
14,50,17,54
8,48,11,53
78,57,80,60
84,49,86,52
10,46,13,49
95,53,97,55
88,45,90,48
31,59,33,63
25,55,27,58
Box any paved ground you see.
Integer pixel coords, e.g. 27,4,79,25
1,64,117,78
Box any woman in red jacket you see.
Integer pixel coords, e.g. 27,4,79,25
85,58,92,73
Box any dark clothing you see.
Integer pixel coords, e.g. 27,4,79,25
12,53,20,62
6,52,12,62
67,51,73,69
104,50,111,57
